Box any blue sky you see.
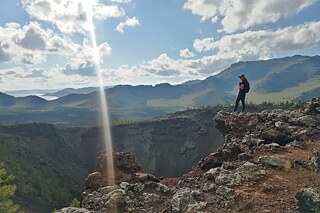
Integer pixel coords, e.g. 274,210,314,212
0,0,319,90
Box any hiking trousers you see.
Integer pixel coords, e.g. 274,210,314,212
234,92,246,112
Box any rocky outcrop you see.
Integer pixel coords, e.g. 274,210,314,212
82,181,172,212
214,109,320,144
85,151,159,192
197,109,320,171
80,151,169,212
58,108,320,212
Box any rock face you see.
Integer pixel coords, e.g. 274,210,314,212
112,108,225,177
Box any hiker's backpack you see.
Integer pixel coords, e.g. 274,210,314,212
244,81,250,93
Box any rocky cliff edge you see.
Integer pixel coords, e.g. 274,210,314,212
58,108,320,213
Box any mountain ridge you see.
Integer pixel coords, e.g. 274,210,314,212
0,55,319,123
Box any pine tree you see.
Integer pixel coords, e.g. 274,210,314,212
0,162,20,213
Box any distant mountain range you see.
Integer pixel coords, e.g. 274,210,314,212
0,55,319,123
44,87,99,97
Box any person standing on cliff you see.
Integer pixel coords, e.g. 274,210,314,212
233,74,250,114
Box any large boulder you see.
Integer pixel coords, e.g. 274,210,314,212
85,151,159,191
298,116,317,127
296,188,320,213
55,208,93,213
171,188,206,213
215,162,266,186
171,188,195,213
259,156,291,171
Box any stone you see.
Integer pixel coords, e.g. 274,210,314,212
216,186,235,198
144,181,171,194
296,188,320,213
55,208,94,213
187,201,207,212
261,128,292,145
171,188,196,213
259,156,291,171
215,162,265,186
204,167,221,180
191,189,204,201
235,162,266,182
215,169,235,186
275,121,289,129
264,143,282,152
312,149,320,170
104,192,126,211
298,116,317,127
120,182,130,189
98,185,120,195
261,183,274,193
202,183,217,192
238,153,253,161
156,183,171,194
143,193,162,204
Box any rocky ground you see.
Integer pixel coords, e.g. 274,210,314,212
57,108,320,213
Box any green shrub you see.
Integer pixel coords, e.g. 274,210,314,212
0,162,20,213
69,197,81,208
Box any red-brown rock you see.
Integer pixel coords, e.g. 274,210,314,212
85,151,159,191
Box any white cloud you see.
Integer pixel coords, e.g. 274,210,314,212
108,0,132,3
111,21,320,80
0,22,80,64
0,42,11,63
0,21,111,66
60,38,111,77
193,21,320,59
93,3,125,20
183,0,317,33
193,37,214,52
21,0,125,34
179,48,195,58
15,20,318,88
69,38,111,67
183,0,227,23
116,17,140,33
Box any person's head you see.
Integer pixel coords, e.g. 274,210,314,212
312,98,317,103
238,74,245,81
